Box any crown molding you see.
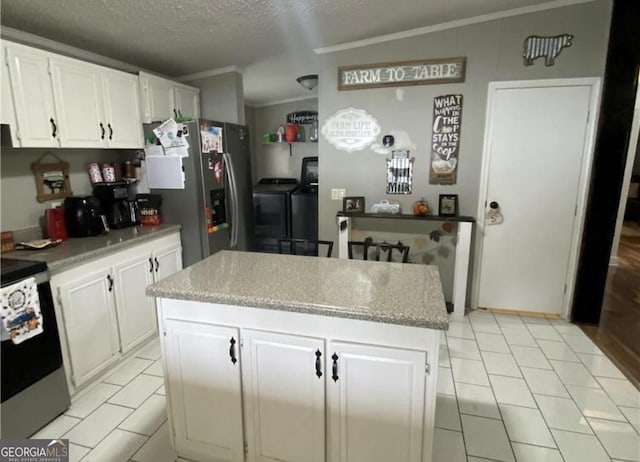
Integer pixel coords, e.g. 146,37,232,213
0,26,143,74
177,66,244,82
314,0,594,54
250,95,317,109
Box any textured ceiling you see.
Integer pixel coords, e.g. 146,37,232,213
1,0,560,106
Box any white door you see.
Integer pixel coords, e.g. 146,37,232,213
174,85,200,120
57,268,120,387
242,330,325,462
113,253,156,353
153,244,183,282
164,320,244,462
328,342,426,462
5,43,59,147
477,80,598,314
101,69,144,148
140,73,174,122
50,57,105,147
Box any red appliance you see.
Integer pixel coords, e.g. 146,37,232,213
46,207,68,240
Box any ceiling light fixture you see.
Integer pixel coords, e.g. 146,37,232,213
296,74,318,91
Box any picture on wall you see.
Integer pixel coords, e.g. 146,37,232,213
429,94,463,185
31,153,73,203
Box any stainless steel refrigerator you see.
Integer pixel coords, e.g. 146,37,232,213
144,119,254,267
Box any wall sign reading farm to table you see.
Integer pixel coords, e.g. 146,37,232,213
338,57,466,90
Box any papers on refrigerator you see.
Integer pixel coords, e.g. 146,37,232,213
145,156,185,189
153,118,189,149
200,122,223,153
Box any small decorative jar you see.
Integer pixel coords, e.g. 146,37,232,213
412,198,430,216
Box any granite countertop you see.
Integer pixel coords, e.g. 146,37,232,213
2,224,181,274
147,250,449,330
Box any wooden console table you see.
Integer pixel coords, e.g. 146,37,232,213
336,212,475,319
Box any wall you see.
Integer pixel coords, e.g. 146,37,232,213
634,140,640,176
316,0,611,302
187,72,245,125
251,99,319,181
1,147,130,233
244,105,257,182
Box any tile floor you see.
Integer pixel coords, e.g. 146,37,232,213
30,339,174,462
31,310,640,462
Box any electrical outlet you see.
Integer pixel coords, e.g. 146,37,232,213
331,188,347,200
50,200,63,208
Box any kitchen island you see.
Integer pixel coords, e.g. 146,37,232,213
147,250,449,462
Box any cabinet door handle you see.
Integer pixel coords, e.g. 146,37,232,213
149,257,154,273
178,109,183,118
331,353,339,382
50,118,57,138
108,123,113,140
99,122,105,139
154,257,159,272
173,108,177,118
229,337,237,364
107,274,114,292
315,349,323,378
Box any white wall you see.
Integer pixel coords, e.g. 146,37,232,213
187,72,245,124
250,99,319,182
1,148,130,232
316,0,611,300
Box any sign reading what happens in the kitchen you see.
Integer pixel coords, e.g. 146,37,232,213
430,94,463,185
321,107,381,152
338,57,466,90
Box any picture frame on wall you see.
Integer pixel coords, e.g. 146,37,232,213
438,194,458,216
31,153,73,203
343,196,365,213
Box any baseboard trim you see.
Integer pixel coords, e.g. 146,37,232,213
476,306,560,319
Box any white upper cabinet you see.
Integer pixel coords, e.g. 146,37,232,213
50,56,105,148
139,72,174,123
139,71,200,123
5,42,60,147
174,84,200,120
4,40,144,149
100,69,144,148
1,44,19,145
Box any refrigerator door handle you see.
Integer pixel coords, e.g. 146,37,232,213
224,152,240,249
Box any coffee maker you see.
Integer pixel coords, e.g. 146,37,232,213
93,182,139,229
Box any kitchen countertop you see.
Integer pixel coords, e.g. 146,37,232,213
1,224,181,274
147,250,449,330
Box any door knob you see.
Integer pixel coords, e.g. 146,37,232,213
487,201,503,225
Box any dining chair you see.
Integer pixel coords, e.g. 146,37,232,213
348,238,410,263
277,239,334,257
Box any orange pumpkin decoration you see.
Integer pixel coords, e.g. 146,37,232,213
412,198,430,216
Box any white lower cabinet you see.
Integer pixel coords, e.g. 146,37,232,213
158,301,438,462
164,320,244,462
328,342,426,462
242,330,325,462
56,267,120,387
112,253,156,353
51,232,182,392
